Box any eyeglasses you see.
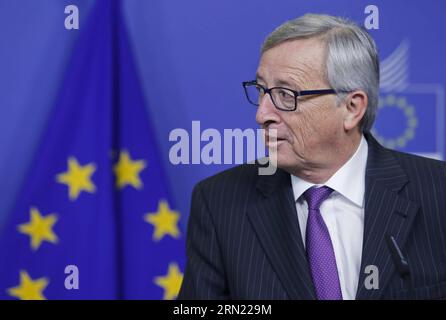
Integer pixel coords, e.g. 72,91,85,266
242,80,341,111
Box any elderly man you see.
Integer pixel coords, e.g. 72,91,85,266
179,14,446,300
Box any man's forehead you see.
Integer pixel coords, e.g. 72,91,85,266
260,38,324,70
257,38,325,85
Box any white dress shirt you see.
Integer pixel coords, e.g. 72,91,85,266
291,135,368,300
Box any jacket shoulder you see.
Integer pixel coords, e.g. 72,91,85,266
195,162,262,194
390,149,446,181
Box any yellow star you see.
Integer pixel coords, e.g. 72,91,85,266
113,150,146,189
154,263,183,300
8,270,49,300
18,207,58,251
144,200,180,241
56,157,96,200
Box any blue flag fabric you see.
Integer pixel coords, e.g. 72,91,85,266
0,0,184,299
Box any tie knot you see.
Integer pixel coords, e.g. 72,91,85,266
303,186,333,210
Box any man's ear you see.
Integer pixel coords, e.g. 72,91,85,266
343,90,368,131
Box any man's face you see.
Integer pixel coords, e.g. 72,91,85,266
255,37,347,175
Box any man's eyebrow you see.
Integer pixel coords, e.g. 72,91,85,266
275,79,298,89
255,74,298,89
255,73,265,82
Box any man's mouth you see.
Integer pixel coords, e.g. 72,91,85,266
265,134,285,141
265,136,286,147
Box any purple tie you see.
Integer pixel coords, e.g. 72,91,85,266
304,186,343,300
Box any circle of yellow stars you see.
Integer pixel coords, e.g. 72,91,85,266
9,150,183,300
372,94,418,149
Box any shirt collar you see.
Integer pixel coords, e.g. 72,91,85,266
291,135,368,208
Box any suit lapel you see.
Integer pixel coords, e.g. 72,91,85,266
355,134,420,299
247,168,316,299
246,133,420,300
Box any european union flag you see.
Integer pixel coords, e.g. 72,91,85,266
0,0,184,299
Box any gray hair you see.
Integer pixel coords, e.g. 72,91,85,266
262,14,379,132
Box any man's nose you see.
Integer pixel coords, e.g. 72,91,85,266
255,93,279,126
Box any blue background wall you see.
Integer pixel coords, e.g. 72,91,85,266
1,0,445,228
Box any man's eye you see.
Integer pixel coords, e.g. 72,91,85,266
256,86,265,95
278,89,293,99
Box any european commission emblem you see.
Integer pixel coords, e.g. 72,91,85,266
372,40,445,160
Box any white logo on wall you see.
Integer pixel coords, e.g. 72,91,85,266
372,40,445,160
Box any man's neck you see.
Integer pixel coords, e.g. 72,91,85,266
291,133,363,184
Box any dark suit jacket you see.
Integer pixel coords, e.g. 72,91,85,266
179,133,446,299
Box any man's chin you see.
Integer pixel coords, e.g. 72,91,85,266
267,146,291,170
